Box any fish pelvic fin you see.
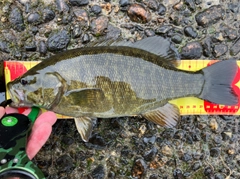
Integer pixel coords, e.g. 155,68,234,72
199,60,239,105
74,117,93,142
142,103,180,128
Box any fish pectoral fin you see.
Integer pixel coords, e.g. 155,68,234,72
74,117,93,142
66,88,105,107
142,103,180,128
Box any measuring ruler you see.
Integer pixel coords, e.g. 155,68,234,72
4,60,240,116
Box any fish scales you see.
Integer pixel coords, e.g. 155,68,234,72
35,46,204,117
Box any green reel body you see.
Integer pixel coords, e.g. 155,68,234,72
0,108,45,179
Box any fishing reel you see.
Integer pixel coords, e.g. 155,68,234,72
0,103,45,179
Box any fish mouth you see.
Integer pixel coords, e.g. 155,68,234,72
7,83,31,107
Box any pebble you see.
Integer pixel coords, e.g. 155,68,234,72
181,152,192,162
127,4,151,23
213,135,222,145
18,0,30,5
61,136,74,145
144,147,158,161
204,166,214,179
169,13,183,26
213,44,228,57
73,8,89,27
69,0,89,6
195,5,224,27
193,151,202,160
25,39,37,51
85,134,107,149
135,25,144,31
9,7,25,32
144,28,155,37
221,131,232,141
161,145,173,156
173,130,185,139
91,165,105,179
143,135,156,144
42,8,55,23
214,173,225,179
192,133,201,141
149,174,158,179
171,34,182,44
144,0,158,11
72,25,82,38
210,147,220,157
108,171,115,179
121,146,132,158
228,3,239,13
158,4,166,15
173,169,183,179
209,118,218,131
56,154,75,172
91,5,102,14
119,0,130,7
202,132,211,142
31,26,38,35
120,23,134,29
0,41,9,53
185,0,196,11
39,41,47,55
13,49,22,59
184,26,197,38
212,32,224,42
132,158,147,178
230,37,240,56
105,24,121,40
82,33,90,43
61,14,73,24
90,16,109,36
181,41,203,59
161,128,175,139
27,12,40,24
192,161,202,171
202,37,212,57
173,1,185,11
47,30,70,51
227,148,235,155
185,134,193,144
155,25,172,34
101,3,112,15
183,172,191,177
56,0,69,12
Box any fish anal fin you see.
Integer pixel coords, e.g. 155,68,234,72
142,103,180,128
74,117,93,142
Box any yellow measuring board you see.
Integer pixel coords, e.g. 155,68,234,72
4,60,240,116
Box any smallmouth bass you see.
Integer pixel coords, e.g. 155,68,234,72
7,37,238,142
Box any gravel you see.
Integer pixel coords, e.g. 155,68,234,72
0,0,240,178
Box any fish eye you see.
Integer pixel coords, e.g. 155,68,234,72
20,79,28,85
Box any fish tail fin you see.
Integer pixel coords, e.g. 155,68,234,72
199,60,238,105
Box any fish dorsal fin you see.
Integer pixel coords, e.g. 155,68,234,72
86,36,180,66
142,103,180,127
116,36,179,59
74,117,93,142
